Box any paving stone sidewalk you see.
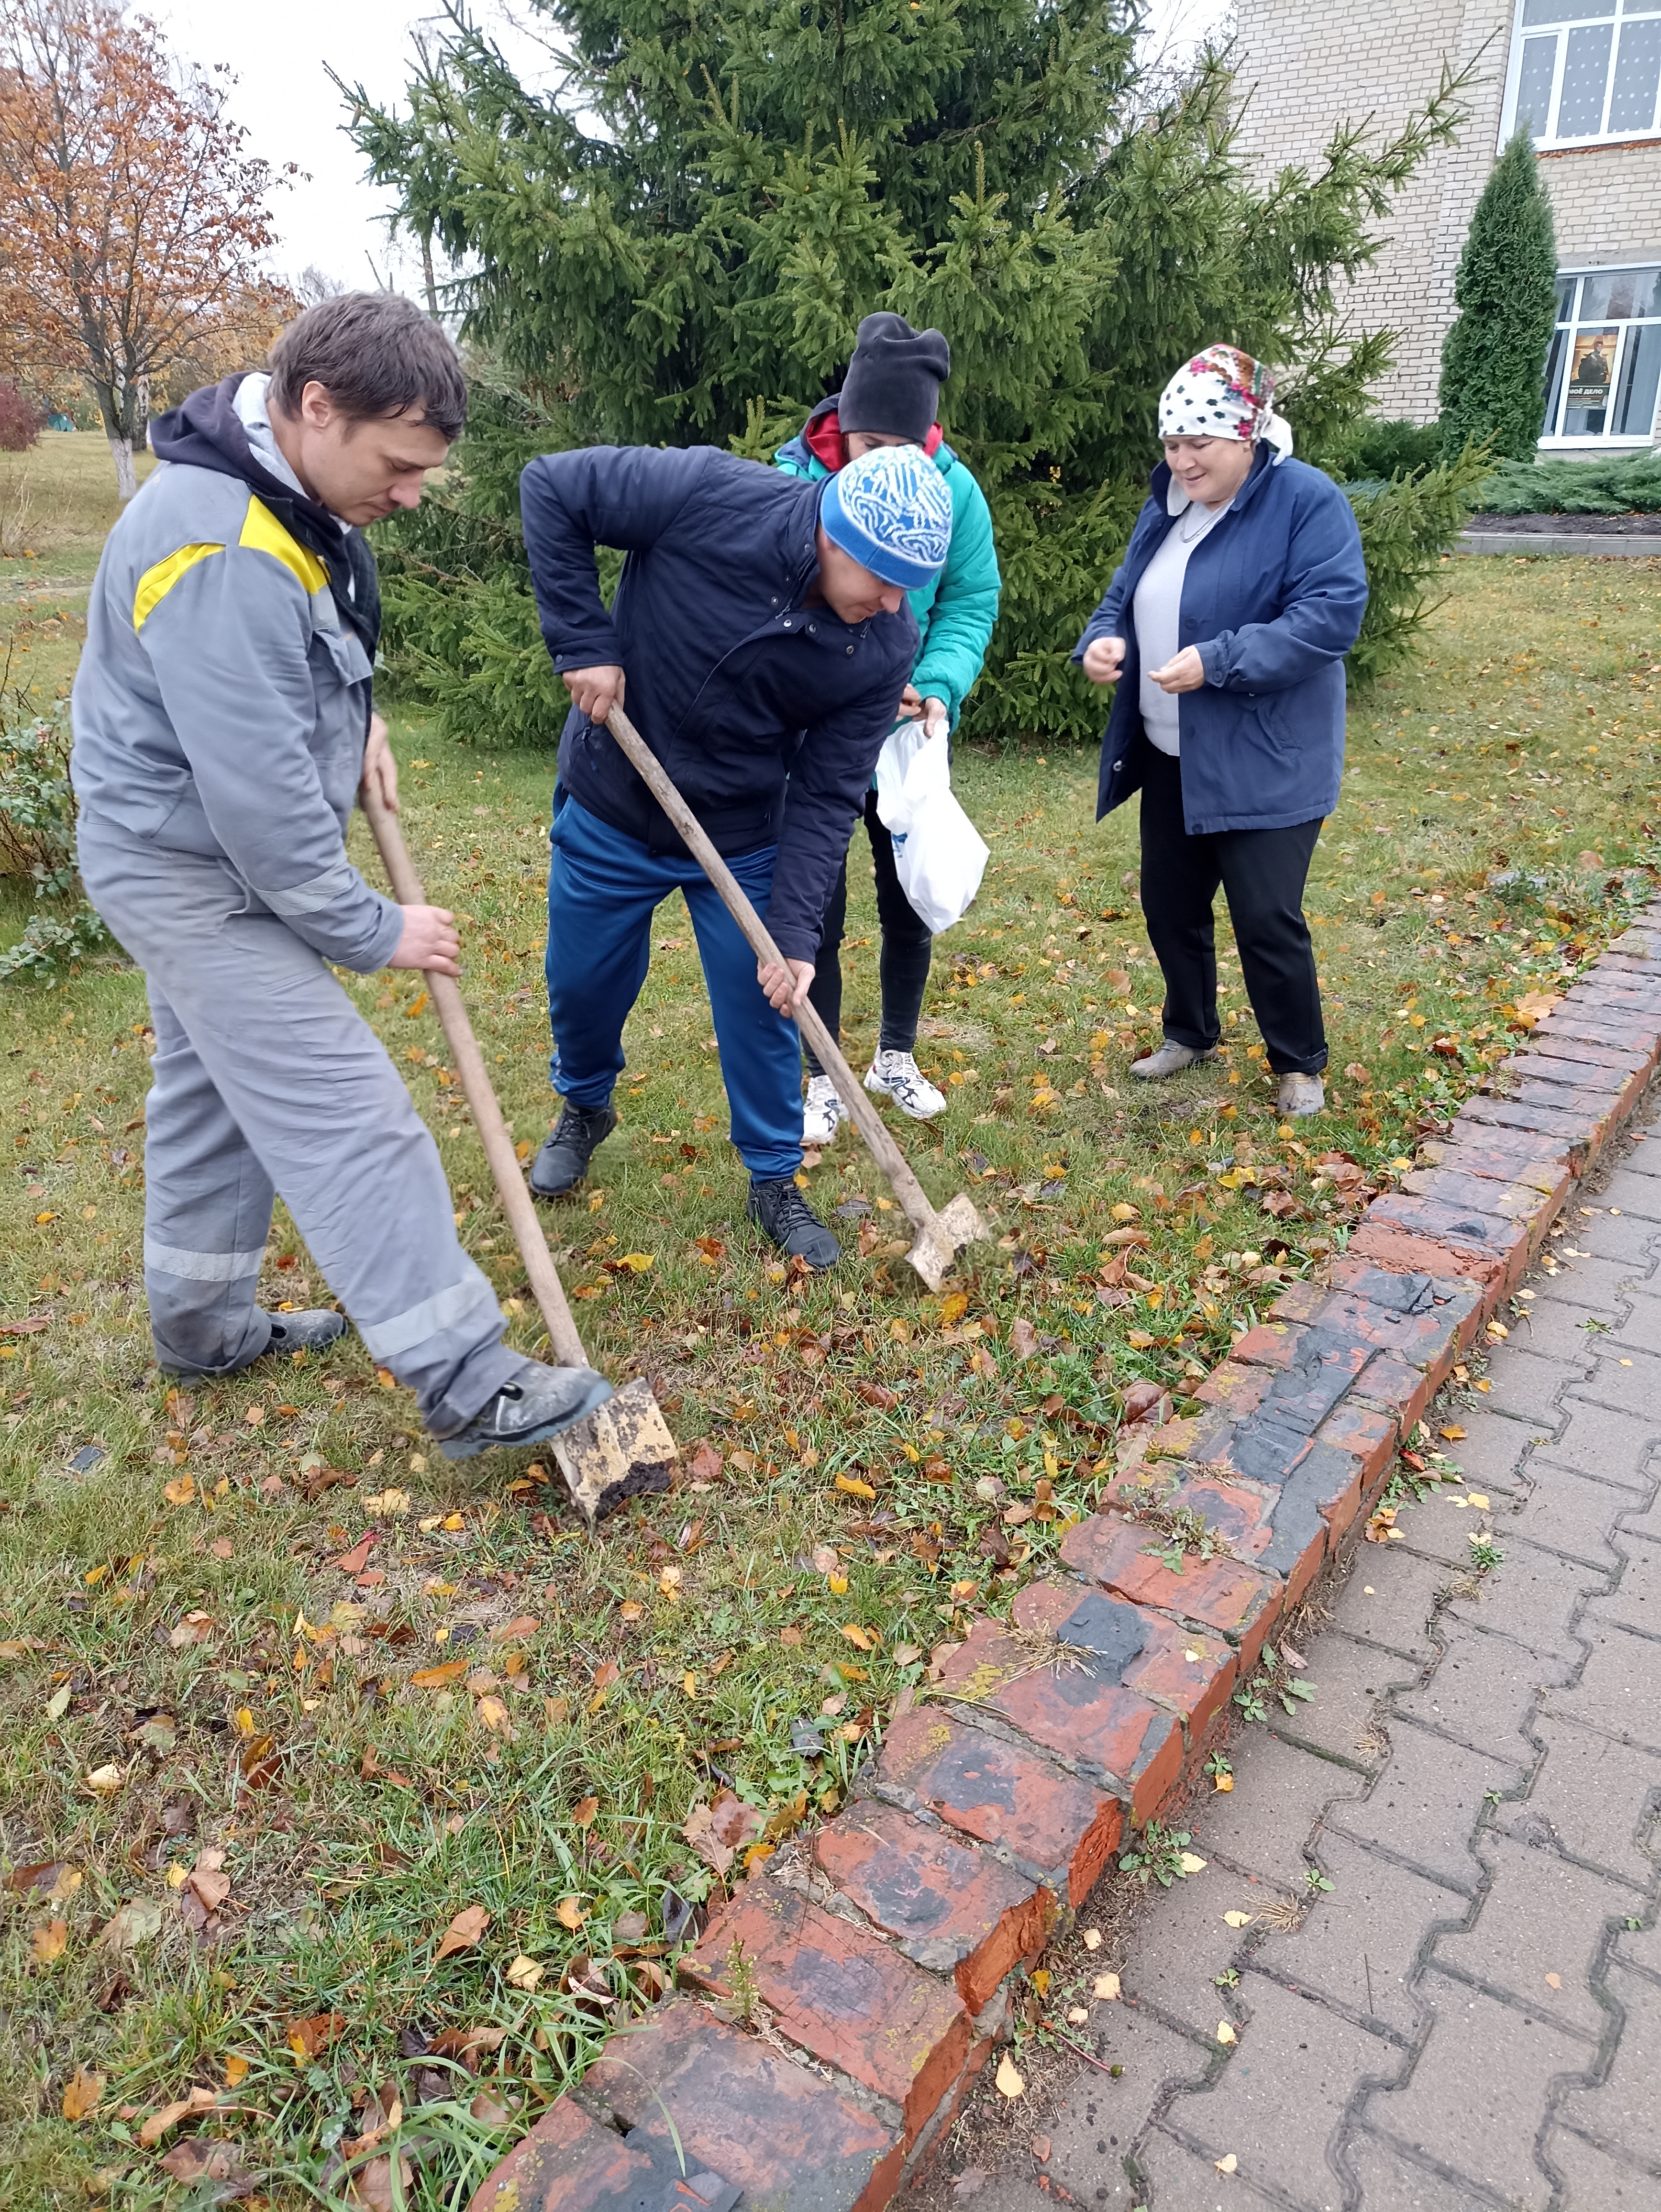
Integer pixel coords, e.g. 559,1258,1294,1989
971,1121,1661,2212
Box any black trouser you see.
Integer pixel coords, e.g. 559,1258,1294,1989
1138,746,1327,1076
805,787,933,1075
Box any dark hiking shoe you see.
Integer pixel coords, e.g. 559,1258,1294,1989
438,1359,614,1462
747,1177,840,1271
158,1307,348,1378
529,1103,618,1198
267,1310,349,1357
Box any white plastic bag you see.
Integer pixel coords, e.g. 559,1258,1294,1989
872,722,989,935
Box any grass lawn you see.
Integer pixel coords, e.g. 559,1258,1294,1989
4,449,1661,2212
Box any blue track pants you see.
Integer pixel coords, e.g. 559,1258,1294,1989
544,796,805,1183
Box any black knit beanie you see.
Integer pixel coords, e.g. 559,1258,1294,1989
837,312,952,442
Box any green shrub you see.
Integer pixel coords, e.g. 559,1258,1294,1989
1437,132,1558,462
0,695,111,981
1341,442,1494,683
1329,418,1445,481
1476,453,1661,515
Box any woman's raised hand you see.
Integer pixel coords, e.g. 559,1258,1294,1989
1082,636,1126,685
1148,646,1207,695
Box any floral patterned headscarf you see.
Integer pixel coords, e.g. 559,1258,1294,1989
1158,345,1295,509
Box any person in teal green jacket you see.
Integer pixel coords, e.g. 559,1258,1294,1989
775,312,1001,1142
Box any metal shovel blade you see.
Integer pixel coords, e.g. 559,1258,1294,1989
551,1377,677,1526
905,1191,990,1293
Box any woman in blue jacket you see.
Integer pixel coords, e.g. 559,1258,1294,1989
1075,345,1368,1118
776,313,1001,1141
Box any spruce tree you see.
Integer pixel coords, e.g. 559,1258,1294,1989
1438,130,1559,462
342,7,1482,742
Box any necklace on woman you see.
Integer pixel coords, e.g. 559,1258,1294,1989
1178,499,1221,543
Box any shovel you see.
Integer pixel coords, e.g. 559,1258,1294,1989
363,785,677,1526
603,704,986,1291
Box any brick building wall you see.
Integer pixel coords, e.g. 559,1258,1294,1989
1233,0,1661,426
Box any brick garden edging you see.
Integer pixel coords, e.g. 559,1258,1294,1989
467,912,1661,2212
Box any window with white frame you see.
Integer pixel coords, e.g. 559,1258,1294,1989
1501,0,1661,148
1541,266,1661,440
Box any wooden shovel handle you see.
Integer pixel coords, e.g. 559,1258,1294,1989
602,703,941,1236
361,785,591,1371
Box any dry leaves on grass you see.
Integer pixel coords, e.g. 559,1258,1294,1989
31,1918,67,1963
683,1788,764,1876
434,1904,491,1960
140,2083,219,2146
61,2068,103,2121
157,2137,255,2199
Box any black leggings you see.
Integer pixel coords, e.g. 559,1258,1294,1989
1138,746,1327,1077
805,788,933,1074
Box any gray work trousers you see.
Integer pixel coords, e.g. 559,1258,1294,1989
77,824,521,1435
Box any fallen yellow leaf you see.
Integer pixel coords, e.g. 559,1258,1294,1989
1179,1852,1207,1875
1093,1972,1120,2001
1082,1927,1102,1951
1216,2153,1239,2175
84,1764,124,1797
1214,1772,1235,1792
410,1659,470,1689
1217,2021,1237,2046
835,1473,877,1501
1545,1971,1562,1990
223,2053,250,2088
1223,1911,1254,1928
994,2053,1025,2099
31,1919,67,1963
507,1955,545,1989
1467,1493,1490,1509
162,1473,195,1505
555,1896,587,1931
61,2068,104,2122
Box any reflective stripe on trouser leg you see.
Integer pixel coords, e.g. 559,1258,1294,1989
74,830,524,1432
141,984,274,1374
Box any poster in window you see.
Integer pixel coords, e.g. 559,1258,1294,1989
1566,328,1618,408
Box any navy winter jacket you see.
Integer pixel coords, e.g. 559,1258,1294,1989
1074,447,1368,834
520,444,918,963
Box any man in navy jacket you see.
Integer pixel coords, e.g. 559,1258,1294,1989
520,441,952,1268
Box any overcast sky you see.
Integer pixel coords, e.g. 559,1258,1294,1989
158,0,1234,298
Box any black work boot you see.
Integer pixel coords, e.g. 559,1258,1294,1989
529,1102,618,1198
438,1359,614,1462
747,1177,840,1270
158,1307,347,1378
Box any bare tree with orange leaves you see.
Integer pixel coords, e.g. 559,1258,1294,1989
0,1,296,497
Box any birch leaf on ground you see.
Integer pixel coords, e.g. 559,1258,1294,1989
994,2053,1025,2098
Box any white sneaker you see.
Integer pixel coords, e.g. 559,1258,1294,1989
1276,1072,1325,1117
803,1074,846,1146
865,1048,947,1120
1130,1039,1218,1081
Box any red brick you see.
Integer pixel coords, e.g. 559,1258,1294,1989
814,1802,1051,2010
1413,1136,1572,1197
1058,1515,1279,1674
1013,1579,1239,1746
1316,1265,1485,1376
1347,1219,1514,1294
1455,1094,1603,1165
1365,1192,1530,1267
1526,1029,1654,1076
575,2000,904,2212
1268,1279,1331,1323
1348,1350,1432,1434
1229,1318,1307,1369
873,1709,1122,1905
1192,1359,1273,1417
1099,1464,1277,1563
1513,1052,1650,1121
1397,1169,1557,1246
1315,1399,1398,1493
684,1885,969,2144
468,2092,656,2212
933,1615,1182,1821
1431,1117,1579,1171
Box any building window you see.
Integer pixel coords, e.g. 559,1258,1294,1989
1542,267,1661,441
1501,0,1661,147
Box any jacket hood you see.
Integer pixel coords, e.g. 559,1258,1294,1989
149,375,380,654
788,395,950,476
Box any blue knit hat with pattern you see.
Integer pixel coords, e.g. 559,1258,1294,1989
818,443,953,591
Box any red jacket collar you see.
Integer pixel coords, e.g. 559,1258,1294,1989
805,401,944,471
